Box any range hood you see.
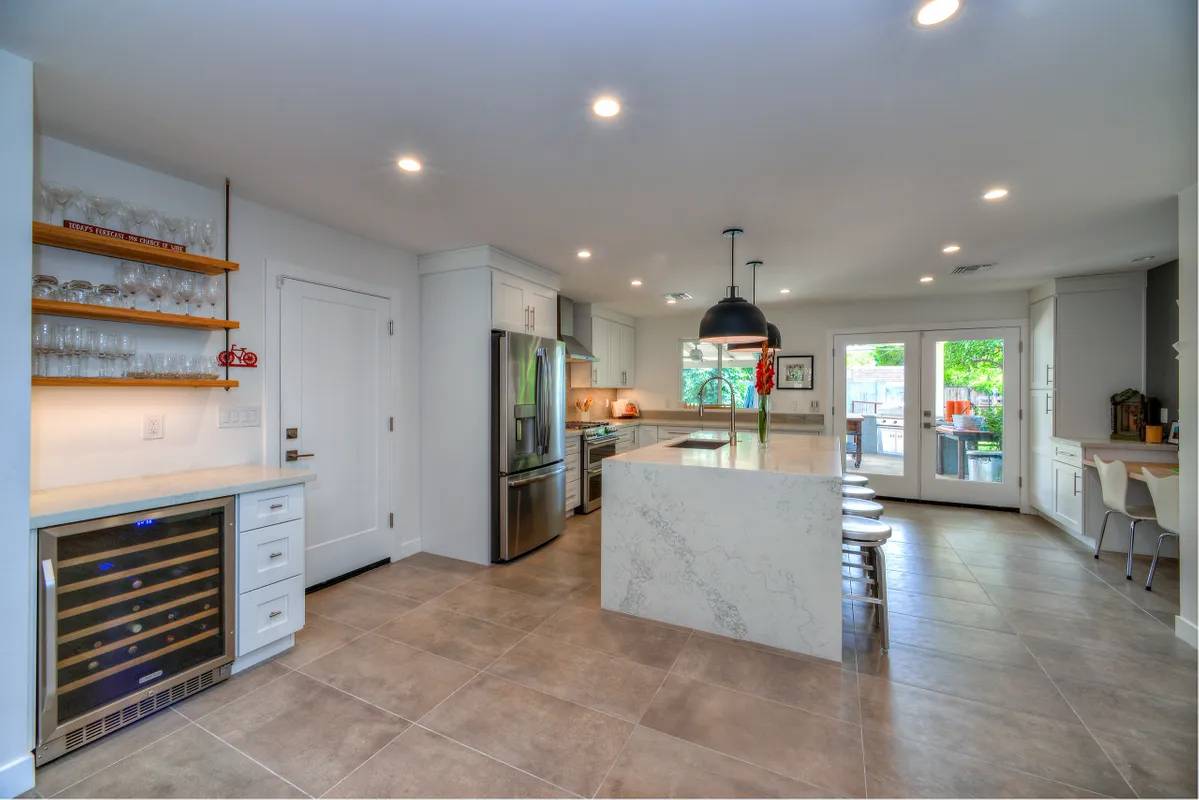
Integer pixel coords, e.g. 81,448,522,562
558,296,598,362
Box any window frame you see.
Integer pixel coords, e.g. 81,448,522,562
678,338,761,409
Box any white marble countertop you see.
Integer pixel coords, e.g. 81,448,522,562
31,465,316,528
608,431,841,477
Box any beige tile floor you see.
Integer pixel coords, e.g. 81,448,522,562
31,503,1196,798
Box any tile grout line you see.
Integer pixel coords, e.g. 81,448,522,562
46,710,194,798
315,727,410,799
849,597,869,799
189,716,315,798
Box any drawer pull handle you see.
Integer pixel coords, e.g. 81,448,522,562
269,551,284,559
268,610,283,619
269,503,284,510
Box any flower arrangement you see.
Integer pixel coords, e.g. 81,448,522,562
755,344,775,445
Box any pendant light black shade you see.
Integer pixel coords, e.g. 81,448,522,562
729,259,782,352
698,228,768,345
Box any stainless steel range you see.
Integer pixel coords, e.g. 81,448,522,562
567,422,618,514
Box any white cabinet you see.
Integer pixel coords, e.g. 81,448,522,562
614,425,638,453
572,308,636,388
1029,390,1055,453
491,271,557,336
1029,296,1055,390
637,425,658,446
564,435,582,514
1030,451,1054,514
618,322,636,387
1051,459,1083,532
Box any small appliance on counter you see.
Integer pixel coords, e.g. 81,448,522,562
612,399,641,419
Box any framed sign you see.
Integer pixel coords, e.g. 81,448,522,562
775,354,814,390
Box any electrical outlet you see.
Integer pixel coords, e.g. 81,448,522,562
219,406,262,428
1161,408,1170,424
809,400,820,412
143,414,164,440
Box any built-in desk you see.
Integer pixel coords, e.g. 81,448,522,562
1082,458,1179,482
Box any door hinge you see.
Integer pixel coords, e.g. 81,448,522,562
1019,409,1023,420
1018,477,1023,488
388,416,394,432
1019,340,1024,353
388,512,394,528
388,320,394,336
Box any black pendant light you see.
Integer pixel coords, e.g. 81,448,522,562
728,260,782,353
698,228,769,345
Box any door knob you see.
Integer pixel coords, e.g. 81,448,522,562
922,422,932,429
286,449,315,462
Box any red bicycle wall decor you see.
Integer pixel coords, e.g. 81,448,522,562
218,345,258,368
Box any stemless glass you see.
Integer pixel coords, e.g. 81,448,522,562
144,267,171,311
51,324,69,377
171,271,197,315
117,333,136,376
32,275,59,299
60,280,94,305
32,319,52,376
94,284,122,307
117,262,145,309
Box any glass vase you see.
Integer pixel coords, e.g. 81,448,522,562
758,395,770,446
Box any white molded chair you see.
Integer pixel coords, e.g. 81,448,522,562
1141,468,1180,591
1092,456,1157,580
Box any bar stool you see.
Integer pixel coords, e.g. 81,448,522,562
842,473,870,487
1142,468,1180,591
1092,456,1157,579
842,497,883,519
842,515,892,649
842,484,877,501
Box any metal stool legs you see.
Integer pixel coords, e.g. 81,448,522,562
1146,532,1179,591
843,543,888,651
1125,518,1141,580
873,546,888,649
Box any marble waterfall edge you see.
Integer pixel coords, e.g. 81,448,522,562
601,458,843,662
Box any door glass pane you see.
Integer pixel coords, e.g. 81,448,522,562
844,343,906,476
933,337,1005,483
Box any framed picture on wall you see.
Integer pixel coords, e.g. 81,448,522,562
775,355,815,390
1168,420,1180,444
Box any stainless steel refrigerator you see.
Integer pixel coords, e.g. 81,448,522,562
492,330,566,561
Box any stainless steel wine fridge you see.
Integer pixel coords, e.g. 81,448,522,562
36,497,237,765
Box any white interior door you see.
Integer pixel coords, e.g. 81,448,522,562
833,332,921,499
280,279,391,586
919,327,1021,507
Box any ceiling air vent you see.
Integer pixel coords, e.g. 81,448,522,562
663,292,693,302
950,263,995,275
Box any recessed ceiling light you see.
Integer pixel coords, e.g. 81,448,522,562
592,96,621,118
779,288,792,294
396,156,422,173
920,275,935,283
915,0,961,27
576,249,592,259
1131,255,1156,263
666,297,678,304
982,187,1009,201
942,243,961,254
630,279,643,287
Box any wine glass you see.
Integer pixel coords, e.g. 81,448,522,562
117,262,145,309
202,276,223,318
50,324,69,376
39,184,55,223
49,185,79,225
32,319,52,376
130,206,153,236
113,201,137,234
117,333,136,376
201,220,216,254
171,271,197,315
84,195,118,227
144,267,171,311
162,216,184,244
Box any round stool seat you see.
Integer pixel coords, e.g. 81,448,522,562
842,497,884,519
842,473,870,487
842,484,877,501
842,515,892,544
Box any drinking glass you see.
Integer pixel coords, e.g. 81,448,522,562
146,210,165,240
162,216,184,244
130,352,154,379
201,220,216,254
61,280,94,305
39,183,54,223
84,195,118,227
117,333,136,376
202,276,223,318
32,320,52,376
51,324,69,376
130,206,153,236
76,327,97,377
114,201,137,234
171,271,197,315
32,275,59,299
94,284,122,307
49,185,79,225
117,262,145,309
144,267,171,311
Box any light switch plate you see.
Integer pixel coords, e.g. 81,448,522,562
1161,408,1170,424
219,406,262,428
143,414,164,440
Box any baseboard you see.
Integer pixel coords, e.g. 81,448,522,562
232,634,294,674
395,536,421,560
1175,615,1198,649
0,751,34,798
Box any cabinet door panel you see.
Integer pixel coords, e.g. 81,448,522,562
1052,460,1083,532
1030,452,1053,514
492,274,527,333
528,287,557,338
591,317,612,386
619,323,636,387
1030,297,1055,390
1029,390,1056,451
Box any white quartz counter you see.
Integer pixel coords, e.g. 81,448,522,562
609,430,841,476
31,465,316,528
1052,436,1178,452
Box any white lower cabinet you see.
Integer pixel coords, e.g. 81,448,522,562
237,575,305,657
638,425,658,446
235,483,307,668
565,436,582,513
1051,459,1083,533
1030,451,1054,515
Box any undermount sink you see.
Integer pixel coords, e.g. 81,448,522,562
668,439,730,450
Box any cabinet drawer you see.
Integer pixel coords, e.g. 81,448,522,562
237,574,304,657
238,484,304,532
1052,443,1082,467
239,517,304,593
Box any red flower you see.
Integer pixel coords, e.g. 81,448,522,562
755,344,774,395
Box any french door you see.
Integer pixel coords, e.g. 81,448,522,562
834,327,1021,508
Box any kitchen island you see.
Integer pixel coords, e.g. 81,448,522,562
602,431,843,662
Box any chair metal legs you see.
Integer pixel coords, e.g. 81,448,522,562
1093,509,1113,558
1145,532,1179,591
1125,519,1141,580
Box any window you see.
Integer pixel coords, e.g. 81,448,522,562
679,339,762,408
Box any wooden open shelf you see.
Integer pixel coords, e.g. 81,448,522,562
33,221,239,275
32,299,240,330
33,377,239,389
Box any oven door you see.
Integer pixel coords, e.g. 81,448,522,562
585,436,618,468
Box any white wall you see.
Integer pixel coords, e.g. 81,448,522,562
1178,184,1197,646
624,291,1031,416
0,48,35,798
31,135,422,550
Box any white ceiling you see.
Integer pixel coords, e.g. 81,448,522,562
2,0,1194,316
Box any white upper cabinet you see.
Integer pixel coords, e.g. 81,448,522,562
1029,296,1055,390
572,309,635,388
491,271,557,336
618,322,636,387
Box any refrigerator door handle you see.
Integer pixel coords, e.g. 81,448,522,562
509,463,566,488
540,349,551,454
41,559,57,714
